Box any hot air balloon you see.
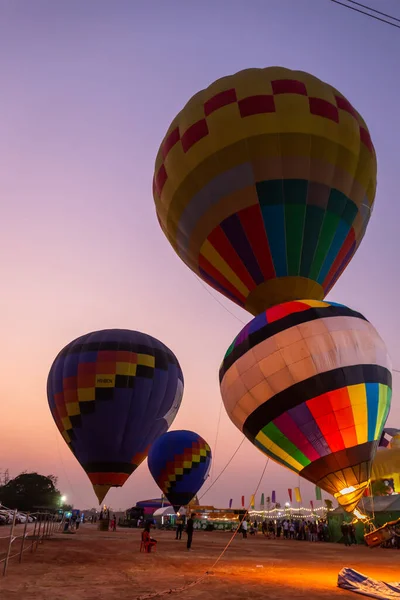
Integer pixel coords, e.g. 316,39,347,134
47,329,184,504
378,428,400,449
153,66,376,314
219,301,392,512
371,429,400,493
148,430,212,510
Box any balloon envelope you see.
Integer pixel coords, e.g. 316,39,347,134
148,430,212,510
47,329,184,503
372,431,400,492
219,300,391,512
153,66,377,315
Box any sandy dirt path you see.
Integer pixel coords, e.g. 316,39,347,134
0,525,398,599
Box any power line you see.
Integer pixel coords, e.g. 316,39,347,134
329,0,400,29
346,0,400,23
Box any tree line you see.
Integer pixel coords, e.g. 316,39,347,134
0,471,71,512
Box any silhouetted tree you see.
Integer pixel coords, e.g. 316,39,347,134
0,472,61,511
0,469,10,485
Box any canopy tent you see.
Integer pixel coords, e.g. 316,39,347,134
153,506,176,518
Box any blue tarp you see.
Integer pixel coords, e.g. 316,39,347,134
338,568,400,599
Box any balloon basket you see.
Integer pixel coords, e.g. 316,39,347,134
98,519,110,532
364,527,392,548
364,517,400,548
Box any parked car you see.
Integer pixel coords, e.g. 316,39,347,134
0,510,13,525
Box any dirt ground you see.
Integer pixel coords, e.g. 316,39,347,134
0,524,398,600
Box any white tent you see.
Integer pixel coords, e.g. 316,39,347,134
153,506,176,518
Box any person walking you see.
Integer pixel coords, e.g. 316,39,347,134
186,513,195,550
111,514,117,531
242,519,248,539
261,520,268,536
283,520,289,539
349,523,357,545
341,522,351,546
289,521,295,539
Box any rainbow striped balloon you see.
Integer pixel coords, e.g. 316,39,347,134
219,300,392,512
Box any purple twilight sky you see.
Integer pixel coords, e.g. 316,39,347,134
1,0,399,511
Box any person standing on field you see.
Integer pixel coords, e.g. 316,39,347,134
242,519,248,539
186,514,195,550
176,515,184,540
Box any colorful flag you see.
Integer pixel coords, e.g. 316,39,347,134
229,498,233,508
260,493,265,508
241,495,245,507
271,490,276,503
310,500,314,510
288,488,293,503
315,486,322,500
294,487,302,503
250,495,255,509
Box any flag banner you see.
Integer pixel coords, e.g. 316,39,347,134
310,500,314,510
260,493,265,507
241,495,245,507
288,488,293,503
229,498,233,508
250,494,255,509
294,487,302,503
315,486,322,500
271,490,276,503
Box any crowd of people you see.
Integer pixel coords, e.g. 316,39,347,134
240,518,329,542
63,510,118,533
61,509,400,552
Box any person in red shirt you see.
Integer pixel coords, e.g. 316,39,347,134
142,523,157,552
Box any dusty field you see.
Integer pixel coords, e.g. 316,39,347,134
0,524,398,599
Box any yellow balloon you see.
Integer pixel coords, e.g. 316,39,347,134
371,446,400,492
153,66,377,314
390,434,400,449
